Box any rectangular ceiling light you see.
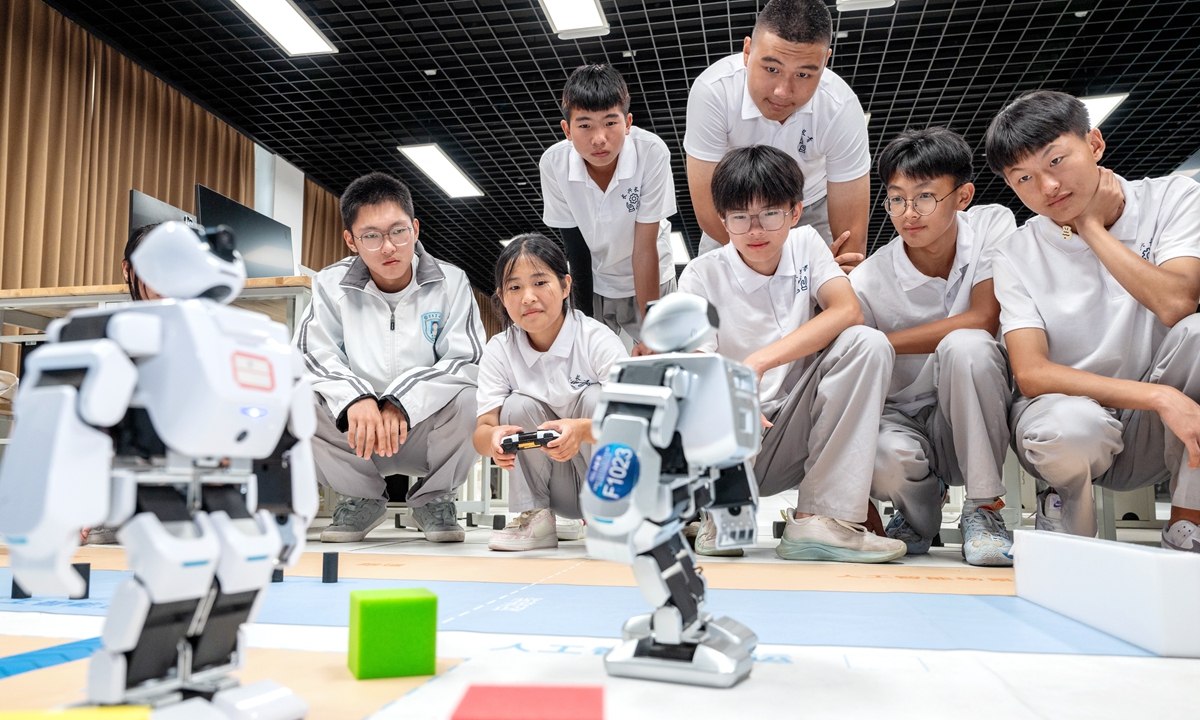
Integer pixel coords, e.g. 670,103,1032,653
538,0,611,39
669,231,691,265
1080,93,1129,129
231,0,337,56
398,144,484,198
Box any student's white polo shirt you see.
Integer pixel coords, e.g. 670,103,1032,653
852,204,1016,414
678,226,845,414
476,309,628,419
540,126,676,299
993,175,1200,383
684,54,871,243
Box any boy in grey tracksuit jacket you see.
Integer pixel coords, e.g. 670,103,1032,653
296,172,484,543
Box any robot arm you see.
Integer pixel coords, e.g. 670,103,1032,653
0,336,138,596
251,353,318,568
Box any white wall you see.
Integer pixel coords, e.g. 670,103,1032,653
253,145,304,274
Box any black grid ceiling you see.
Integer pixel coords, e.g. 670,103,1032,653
47,0,1200,291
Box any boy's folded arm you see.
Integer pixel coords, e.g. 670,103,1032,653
295,282,377,428
886,279,1001,354
748,276,863,375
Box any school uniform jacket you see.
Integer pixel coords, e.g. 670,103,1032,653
296,242,484,430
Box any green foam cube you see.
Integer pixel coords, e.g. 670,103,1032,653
348,588,437,679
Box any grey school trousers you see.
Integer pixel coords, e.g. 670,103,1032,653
1011,314,1200,537
698,196,832,255
500,385,602,519
754,325,894,523
311,390,477,507
869,329,1012,540
594,279,677,344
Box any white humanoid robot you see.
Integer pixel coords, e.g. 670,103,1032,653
582,293,761,688
0,222,318,719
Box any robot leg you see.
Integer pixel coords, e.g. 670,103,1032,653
87,488,220,706
187,485,307,719
604,530,757,688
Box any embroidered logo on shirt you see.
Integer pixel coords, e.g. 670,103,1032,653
797,129,813,155
1140,241,1153,260
421,312,442,343
622,186,641,213
569,374,596,390
797,264,809,293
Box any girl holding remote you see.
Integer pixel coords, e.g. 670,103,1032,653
474,234,629,551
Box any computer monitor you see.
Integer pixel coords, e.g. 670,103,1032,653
129,189,196,237
195,185,295,278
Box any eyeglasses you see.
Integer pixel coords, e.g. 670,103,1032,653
722,208,793,235
882,185,964,217
352,226,413,251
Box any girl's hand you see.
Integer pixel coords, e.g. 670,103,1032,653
489,424,524,469
539,418,592,462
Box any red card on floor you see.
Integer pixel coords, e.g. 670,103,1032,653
450,684,604,720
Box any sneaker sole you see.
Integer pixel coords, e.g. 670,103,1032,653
320,513,386,543
962,542,1014,567
695,544,744,557
489,536,559,551
556,529,586,541
422,528,466,543
775,539,905,563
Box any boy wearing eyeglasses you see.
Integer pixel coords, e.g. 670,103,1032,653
850,128,1017,566
297,172,484,544
678,145,905,564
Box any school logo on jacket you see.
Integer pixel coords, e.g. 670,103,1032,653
797,264,809,293
622,186,641,213
422,312,442,343
797,129,813,155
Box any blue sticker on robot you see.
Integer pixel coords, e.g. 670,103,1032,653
586,444,640,501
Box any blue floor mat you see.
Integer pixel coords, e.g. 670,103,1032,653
0,567,1149,657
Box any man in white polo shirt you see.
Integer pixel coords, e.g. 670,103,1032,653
852,127,1017,567
541,63,675,353
986,90,1200,553
679,145,904,564
684,0,871,270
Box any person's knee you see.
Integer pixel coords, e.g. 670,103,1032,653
1019,396,1121,484
500,392,543,427
937,328,1000,365
872,431,926,495
837,325,895,365
1163,312,1200,356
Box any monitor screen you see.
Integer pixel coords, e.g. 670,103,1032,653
129,189,196,236
195,185,295,278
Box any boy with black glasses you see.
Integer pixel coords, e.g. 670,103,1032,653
851,128,1017,566
678,145,904,563
297,172,483,544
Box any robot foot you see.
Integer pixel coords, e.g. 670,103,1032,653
604,616,757,688
211,679,308,720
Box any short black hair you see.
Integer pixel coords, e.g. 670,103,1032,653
124,223,159,301
711,145,806,216
340,172,415,231
754,0,832,47
561,64,630,122
985,90,1090,176
878,127,974,188
492,233,574,331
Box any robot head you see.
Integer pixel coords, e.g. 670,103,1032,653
641,292,720,353
130,222,247,304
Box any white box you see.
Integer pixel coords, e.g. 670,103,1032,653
1013,528,1200,657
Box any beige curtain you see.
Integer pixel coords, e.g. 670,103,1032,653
302,177,347,272
0,0,254,371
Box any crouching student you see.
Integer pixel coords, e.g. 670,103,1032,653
986,91,1200,551
851,128,1018,566
298,172,483,544
678,145,906,563
475,234,628,551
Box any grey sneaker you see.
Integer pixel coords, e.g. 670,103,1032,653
411,496,465,543
84,526,121,545
320,495,387,543
1162,519,1200,552
1035,488,1065,533
884,512,930,555
694,510,743,557
960,498,1014,567
776,513,906,563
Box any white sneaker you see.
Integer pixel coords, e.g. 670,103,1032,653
488,509,558,551
556,517,585,541
776,513,906,563
1035,488,1065,533
694,510,743,557
1162,519,1200,553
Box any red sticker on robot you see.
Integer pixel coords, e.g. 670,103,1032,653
231,352,275,391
